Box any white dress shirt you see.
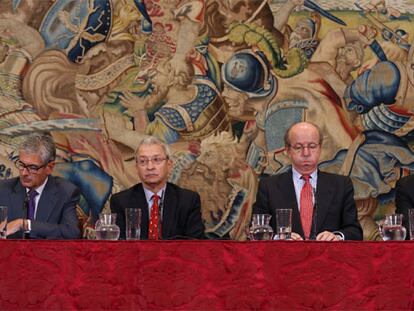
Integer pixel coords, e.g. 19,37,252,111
26,177,48,231
143,185,166,219
292,167,317,211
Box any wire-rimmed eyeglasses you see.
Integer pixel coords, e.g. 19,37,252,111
136,156,168,166
288,143,320,154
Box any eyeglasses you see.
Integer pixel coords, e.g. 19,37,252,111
15,160,49,174
289,143,320,153
137,156,168,166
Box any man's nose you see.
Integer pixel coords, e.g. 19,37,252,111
302,147,311,156
20,167,30,174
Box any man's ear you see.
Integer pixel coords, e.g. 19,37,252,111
167,158,173,171
46,161,55,174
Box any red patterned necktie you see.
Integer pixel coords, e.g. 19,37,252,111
300,175,313,240
149,194,160,240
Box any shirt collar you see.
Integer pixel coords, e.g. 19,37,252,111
143,184,167,202
292,167,318,181
26,177,48,196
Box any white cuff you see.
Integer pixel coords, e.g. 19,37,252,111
25,219,31,233
333,231,345,240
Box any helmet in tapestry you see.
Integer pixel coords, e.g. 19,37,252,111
222,50,276,98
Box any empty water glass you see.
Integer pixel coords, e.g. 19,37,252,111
125,208,141,240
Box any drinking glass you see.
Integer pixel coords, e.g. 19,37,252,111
0,206,7,239
275,209,292,240
125,208,141,240
408,209,414,240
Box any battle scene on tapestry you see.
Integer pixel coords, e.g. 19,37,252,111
1,0,414,240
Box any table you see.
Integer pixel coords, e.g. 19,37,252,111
1,240,413,310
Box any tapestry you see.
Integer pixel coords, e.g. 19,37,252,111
1,0,413,240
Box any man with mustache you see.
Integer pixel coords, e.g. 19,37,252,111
110,136,205,240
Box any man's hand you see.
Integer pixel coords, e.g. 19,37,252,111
290,232,304,240
6,219,23,236
316,231,341,241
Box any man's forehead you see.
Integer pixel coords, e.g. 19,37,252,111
289,126,319,140
137,144,166,155
18,151,43,163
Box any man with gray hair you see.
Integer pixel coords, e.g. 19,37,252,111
110,136,205,239
0,133,80,239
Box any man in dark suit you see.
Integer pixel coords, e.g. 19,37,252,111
110,136,205,240
2,133,80,239
254,122,362,240
395,174,414,240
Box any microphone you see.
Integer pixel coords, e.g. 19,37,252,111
22,191,30,239
310,187,318,240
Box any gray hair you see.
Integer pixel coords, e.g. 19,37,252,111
18,133,56,164
135,136,171,159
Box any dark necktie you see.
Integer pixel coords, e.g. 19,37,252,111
27,189,39,221
149,194,161,240
300,175,313,240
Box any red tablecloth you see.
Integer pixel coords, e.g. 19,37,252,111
0,240,413,310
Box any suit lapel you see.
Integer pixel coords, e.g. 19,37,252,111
10,180,26,219
162,183,176,239
36,177,58,222
315,171,334,233
279,171,304,238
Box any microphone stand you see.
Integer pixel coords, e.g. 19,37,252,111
310,187,318,240
22,191,29,239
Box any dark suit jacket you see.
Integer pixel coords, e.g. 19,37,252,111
395,174,414,240
110,182,205,239
253,170,362,240
0,176,81,239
